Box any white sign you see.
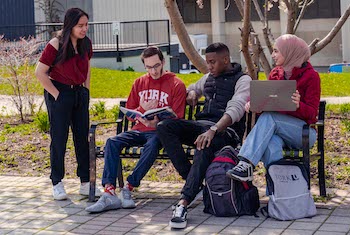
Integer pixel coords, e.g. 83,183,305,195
112,22,121,36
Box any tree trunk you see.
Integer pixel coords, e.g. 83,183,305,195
164,0,208,73
241,0,257,80
234,0,271,77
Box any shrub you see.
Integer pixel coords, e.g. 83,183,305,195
34,111,50,133
124,66,135,72
91,101,106,119
340,103,350,114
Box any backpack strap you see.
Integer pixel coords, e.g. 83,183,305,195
260,206,270,218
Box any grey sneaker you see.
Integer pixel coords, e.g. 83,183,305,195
79,182,102,196
119,188,136,208
226,160,254,181
85,193,121,213
52,182,68,200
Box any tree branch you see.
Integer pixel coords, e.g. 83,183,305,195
234,0,271,77
309,4,350,55
293,0,309,33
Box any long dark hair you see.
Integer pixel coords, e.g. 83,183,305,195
56,8,90,64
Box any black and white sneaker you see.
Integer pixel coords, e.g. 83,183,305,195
226,160,254,181
169,204,188,229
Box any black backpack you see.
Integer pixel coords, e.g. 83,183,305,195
203,146,260,217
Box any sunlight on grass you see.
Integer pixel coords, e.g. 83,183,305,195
1,66,348,98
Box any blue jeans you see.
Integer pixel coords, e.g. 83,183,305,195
240,112,317,167
102,130,161,187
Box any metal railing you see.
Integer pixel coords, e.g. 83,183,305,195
0,20,171,53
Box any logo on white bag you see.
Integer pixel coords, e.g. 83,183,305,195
275,174,300,182
291,174,299,181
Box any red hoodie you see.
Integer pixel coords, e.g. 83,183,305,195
269,62,321,125
126,71,187,132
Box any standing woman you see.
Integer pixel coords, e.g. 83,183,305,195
227,34,321,182
35,8,96,200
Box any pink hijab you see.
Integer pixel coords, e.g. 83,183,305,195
274,34,311,79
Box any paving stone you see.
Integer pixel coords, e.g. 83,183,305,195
202,216,236,226
129,224,166,234
296,214,328,223
0,219,31,229
191,224,226,233
250,228,283,235
319,223,350,233
281,229,314,235
332,208,350,216
288,221,321,231
258,219,292,229
314,231,346,235
36,231,66,234
70,228,101,234
61,215,94,223
326,216,350,224
44,222,80,231
6,229,39,235
231,218,263,227
220,226,255,235
21,220,56,229
96,230,127,235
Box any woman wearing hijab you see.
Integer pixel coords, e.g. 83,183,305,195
226,34,321,182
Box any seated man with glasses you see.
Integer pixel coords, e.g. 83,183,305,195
86,46,187,213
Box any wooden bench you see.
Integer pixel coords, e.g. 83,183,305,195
88,100,326,201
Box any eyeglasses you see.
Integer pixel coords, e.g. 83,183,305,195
145,63,162,71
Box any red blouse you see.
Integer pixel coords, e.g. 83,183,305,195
39,38,93,85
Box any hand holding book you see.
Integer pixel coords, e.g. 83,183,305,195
119,106,177,121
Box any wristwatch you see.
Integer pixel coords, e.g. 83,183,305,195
210,125,218,133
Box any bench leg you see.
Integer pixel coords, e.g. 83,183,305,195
318,156,326,197
117,158,124,188
89,135,97,202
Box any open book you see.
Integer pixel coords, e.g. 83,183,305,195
119,106,177,121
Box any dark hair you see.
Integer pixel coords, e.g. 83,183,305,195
56,8,90,64
205,42,230,55
141,46,164,64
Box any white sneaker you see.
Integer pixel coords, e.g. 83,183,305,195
53,182,68,200
119,188,136,208
79,182,102,196
85,193,121,213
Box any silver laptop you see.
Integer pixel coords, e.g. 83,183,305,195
250,80,297,112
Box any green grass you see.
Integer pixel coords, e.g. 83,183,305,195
0,66,349,98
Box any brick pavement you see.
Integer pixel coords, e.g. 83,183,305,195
0,176,350,235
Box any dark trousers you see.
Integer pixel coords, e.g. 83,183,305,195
157,119,238,203
102,130,162,188
44,80,90,185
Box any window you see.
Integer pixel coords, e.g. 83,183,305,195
225,0,279,22
177,0,211,23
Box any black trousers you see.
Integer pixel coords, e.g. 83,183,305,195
45,80,90,185
157,119,238,203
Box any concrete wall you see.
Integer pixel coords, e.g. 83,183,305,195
183,18,343,67
92,0,168,22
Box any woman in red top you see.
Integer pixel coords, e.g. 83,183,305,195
35,8,95,200
227,34,321,182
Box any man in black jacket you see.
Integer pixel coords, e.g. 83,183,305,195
157,43,252,229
